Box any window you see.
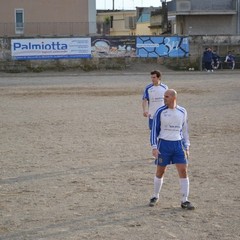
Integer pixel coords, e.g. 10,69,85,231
110,16,113,28
15,9,24,34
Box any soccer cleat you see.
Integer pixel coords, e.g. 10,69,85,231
181,201,195,210
149,197,159,207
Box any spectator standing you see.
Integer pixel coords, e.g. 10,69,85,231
202,47,213,72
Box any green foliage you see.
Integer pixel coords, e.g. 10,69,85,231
104,16,110,24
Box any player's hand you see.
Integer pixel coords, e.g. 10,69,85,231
143,111,148,117
152,149,159,159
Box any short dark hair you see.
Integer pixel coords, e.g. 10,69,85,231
151,70,161,78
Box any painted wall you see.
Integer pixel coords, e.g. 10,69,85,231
136,22,152,35
0,0,94,36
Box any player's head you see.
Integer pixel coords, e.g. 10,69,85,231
164,89,177,108
150,70,161,85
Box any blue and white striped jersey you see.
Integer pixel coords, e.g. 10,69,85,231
151,105,190,150
142,83,168,119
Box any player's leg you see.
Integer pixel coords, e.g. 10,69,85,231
149,140,170,207
176,163,189,200
149,165,166,207
174,142,195,210
175,164,194,210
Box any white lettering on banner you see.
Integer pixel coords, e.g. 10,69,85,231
164,38,180,53
136,43,159,48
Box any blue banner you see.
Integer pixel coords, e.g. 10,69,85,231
11,38,91,60
136,36,189,58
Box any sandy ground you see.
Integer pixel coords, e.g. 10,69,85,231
0,68,240,240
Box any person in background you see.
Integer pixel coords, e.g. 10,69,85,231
149,89,195,210
224,51,235,70
202,47,213,72
212,49,220,70
142,70,168,131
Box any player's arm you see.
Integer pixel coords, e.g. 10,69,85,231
150,111,161,158
150,111,160,147
142,99,149,117
182,110,190,158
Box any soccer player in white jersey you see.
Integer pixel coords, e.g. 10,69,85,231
149,89,195,210
142,70,168,130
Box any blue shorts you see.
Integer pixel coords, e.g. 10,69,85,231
149,118,153,130
155,139,188,166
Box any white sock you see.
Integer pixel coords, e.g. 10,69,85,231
153,176,163,199
179,178,189,203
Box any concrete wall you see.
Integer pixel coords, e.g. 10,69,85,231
88,0,97,35
177,15,237,35
0,36,240,72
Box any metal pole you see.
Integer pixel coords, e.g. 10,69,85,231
238,0,240,35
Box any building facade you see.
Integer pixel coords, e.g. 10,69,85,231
167,0,240,35
135,7,163,35
96,7,168,36
0,0,96,37
96,10,137,36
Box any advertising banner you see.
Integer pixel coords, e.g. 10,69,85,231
136,36,189,58
91,36,136,58
11,38,91,60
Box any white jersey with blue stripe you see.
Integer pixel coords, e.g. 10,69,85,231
142,83,168,119
151,105,190,150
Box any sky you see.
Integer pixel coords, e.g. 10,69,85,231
96,0,167,10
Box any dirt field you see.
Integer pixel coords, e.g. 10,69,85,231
0,69,240,240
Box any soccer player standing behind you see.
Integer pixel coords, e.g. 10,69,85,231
142,70,168,130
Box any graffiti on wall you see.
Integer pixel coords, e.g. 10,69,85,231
6,36,189,61
91,36,136,58
136,36,189,57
